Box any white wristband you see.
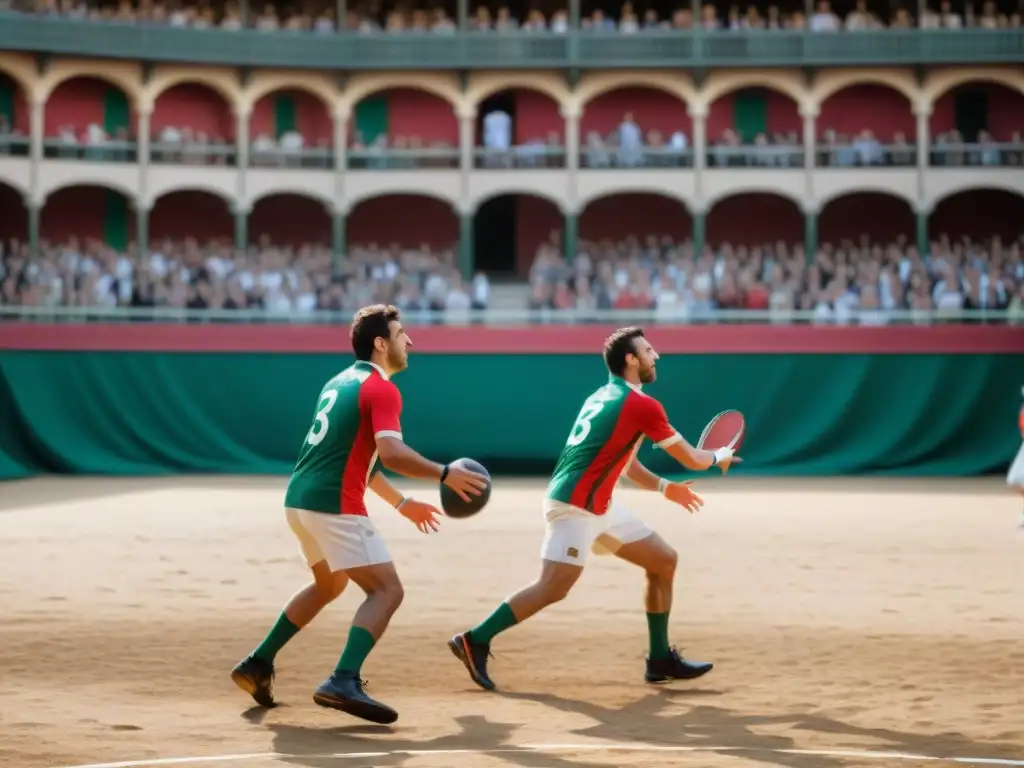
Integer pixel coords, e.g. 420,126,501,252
712,447,733,466
396,496,408,509
657,477,669,494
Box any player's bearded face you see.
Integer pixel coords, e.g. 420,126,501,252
638,355,656,383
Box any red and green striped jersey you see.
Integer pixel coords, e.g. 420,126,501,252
284,361,402,516
546,375,681,516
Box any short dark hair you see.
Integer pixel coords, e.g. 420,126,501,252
603,326,645,377
350,304,400,361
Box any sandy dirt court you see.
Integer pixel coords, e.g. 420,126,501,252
1,476,1022,768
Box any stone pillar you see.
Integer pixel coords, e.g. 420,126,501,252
29,98,43,229
234,106,251,225
332,207,347,274
562,102,580,172
688,103,707,199
564,209,578,262
804,205,819,263
233,204,249,252
458,205,474,280
691,208,706,258
914,102,931,206
135,201,150,257
27,197,40,257
916,207,930,258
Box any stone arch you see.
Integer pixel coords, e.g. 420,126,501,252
349,186,460,211
341,73,462,116
575,71,696,113
473,191,565,275
819,191,915,245
148,183,236,209
250,192,332,247
698,71,808,114
811,69,921,114
928,187,1024,241
930,182,1024,209
923,68,1024,107
0,174,29,199
704,184,804,212
149,189,234,243
348,193,459,251
578,186,691,211
41,177,139,204
0,54,36,101
470,186,566,214
37,61,142,105
40,183,137,246
579,191,692,244
249,187,334,210
465,73,572,115
819,186,917,211
242,73,339,116
0,180,28,242
144,68,243,114
706,192,803,246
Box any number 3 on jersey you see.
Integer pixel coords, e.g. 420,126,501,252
566,388,612,447
307,390,338,446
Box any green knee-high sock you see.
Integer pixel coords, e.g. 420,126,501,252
335,626,376,675
253,613,301,664
646,611,671,660
469,602,518,645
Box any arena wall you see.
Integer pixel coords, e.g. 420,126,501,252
1,324,1021,481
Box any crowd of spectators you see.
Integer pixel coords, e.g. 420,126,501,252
11,0,1024,32
3,231,1023,325
0,236,490,317
526,231,1024,324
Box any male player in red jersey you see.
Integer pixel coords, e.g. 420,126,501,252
231,304,487,724
448,326,740,690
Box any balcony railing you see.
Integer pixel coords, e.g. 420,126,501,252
1,14,1022,71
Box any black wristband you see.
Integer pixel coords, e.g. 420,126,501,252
709,451,718,467
440,464,450,482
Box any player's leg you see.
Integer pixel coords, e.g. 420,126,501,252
231,510,350,707
599,504,713,683
449,507,591,690
308,515,403,724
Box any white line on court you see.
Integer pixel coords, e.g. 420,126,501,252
55,742,1024,768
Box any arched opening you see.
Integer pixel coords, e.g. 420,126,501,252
580,86,691,168
707,86,802,168
150,190,233,244
250,194,331,247
44,77,135,163
152,83,236,167
475,193,561,276
474,87,564,169
0,181,26,243
250,88,333,169
42,185,134,248
930,82,1024,167
930,189,1024,242
707,193,802,246
349,88,458,170
820,192,914,246
581,192,690,244
818,84,915,168
0,72,30,157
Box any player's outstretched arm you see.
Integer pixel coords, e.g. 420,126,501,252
369,470,442,534
662,435,739,472
634,395,739,473
626,456,705,513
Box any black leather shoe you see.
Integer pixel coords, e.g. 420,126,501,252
230,654,276,707
313,671,398,724
645,647,714,683
448,631,496,691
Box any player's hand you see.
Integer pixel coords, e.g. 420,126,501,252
398,498,442,534
443,466,489,503
713,447,742,474
663,480,704,514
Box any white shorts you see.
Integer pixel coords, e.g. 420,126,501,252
285,507,392,572
1008,442,1024,486
540,499,653,567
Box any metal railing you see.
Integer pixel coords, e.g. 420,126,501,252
1,305,1019,326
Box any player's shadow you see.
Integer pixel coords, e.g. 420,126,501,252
497,689,1023,768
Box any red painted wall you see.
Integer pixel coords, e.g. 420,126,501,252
931,190,1024,241
820,194,914,243
0,74,30,134
707,194,803,245
706,89,801,138
149,191,233,243
818,85,914,139
931,83,1024,139
515,195,563,271
39,186,129,242
0,182,27,242
153,84,235,141
513,90,564,143
371,89,459,144
249,195,330,246
45,78,113,136
580,87,691,138
348,195,457,248
580,194,690,242
250,89,331,143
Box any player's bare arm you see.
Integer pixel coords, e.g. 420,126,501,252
375,435,488,503
369,472,441,534
662,433,741,472
626,455,704,514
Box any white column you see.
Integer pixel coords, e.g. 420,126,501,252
136,106,152,228
914,103,931,206
234,106,251,216
688,104,707,204
561,103,580,172
333,105,349,215
801,106,818,206
29,98,43,210
458,107,475,174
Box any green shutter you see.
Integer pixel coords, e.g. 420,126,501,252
274,93,297,139
103,87,130,134
354,96,388,143
0,80,13,126
104,190,128,251
953,90,987,143
733,88,767,143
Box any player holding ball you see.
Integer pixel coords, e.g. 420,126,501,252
449,326,740,690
